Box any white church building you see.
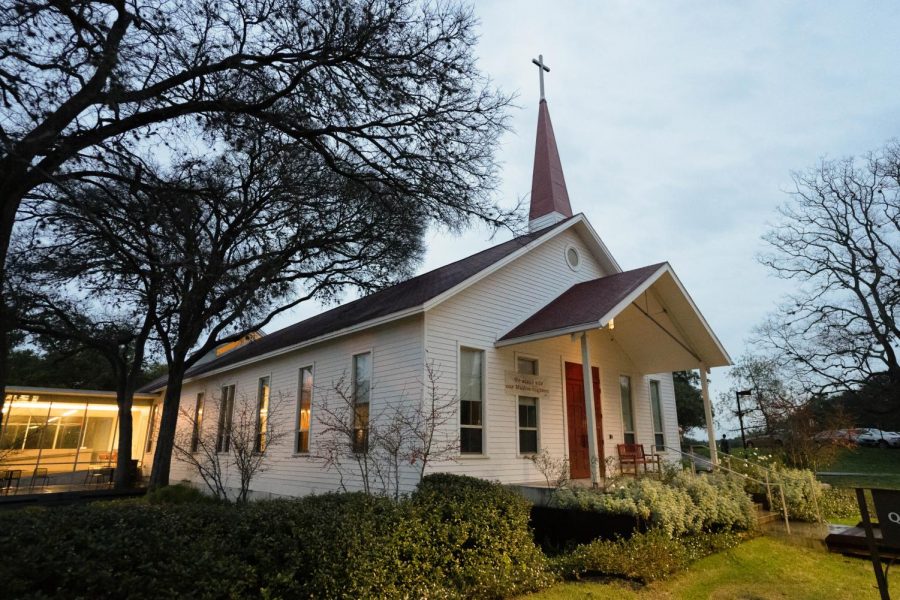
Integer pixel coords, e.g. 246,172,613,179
147,77,731,497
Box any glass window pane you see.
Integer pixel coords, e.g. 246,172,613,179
460,348,484,454
256,377,270,452
191,393,205,453
460,349,483,403
460,427,483,454
519,430,538,454
517,357,537,375
217,385,235,453
297,367,313,453
354,354,370,405
619,375,634,437
518,397,537,428
352,354,371,452
650,381,664,451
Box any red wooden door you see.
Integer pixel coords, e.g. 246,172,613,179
565,362,603,479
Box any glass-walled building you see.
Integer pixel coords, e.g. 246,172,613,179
1,387,160,484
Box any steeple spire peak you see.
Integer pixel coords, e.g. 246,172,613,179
528,54,572,231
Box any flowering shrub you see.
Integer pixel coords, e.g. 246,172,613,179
775,467,825,522
819,486,860,522
551,471,756,537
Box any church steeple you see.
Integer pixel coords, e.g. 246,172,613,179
529,54,573,231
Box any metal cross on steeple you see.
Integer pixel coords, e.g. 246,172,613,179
531,54,550,100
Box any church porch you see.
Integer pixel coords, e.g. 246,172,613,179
494,262,730,486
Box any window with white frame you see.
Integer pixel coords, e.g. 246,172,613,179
517,356,537,376
216,384,236,453
518,397,538,454
619,375,635,444
516,356,539,454
254,376,270,452
296,366,313,453
459,348,484,454
352,353,371,453
650,380,665,451
190,392,205,453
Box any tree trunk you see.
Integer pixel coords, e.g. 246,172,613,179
148,359,187,489
113,386,134,490
0,181,23,417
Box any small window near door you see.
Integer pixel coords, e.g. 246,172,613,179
650,380,665,452
619,375,635,444
517,356,538,375
518,397,538,454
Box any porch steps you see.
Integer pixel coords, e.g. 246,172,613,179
755,503,780,526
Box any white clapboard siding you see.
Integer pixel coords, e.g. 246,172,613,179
424,227,681,483
171,315,426,497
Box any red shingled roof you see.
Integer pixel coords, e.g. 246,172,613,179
139,217,576,391
530,100,573,221
498,263,667,343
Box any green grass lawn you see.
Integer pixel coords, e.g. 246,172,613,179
525,537,880,599
818,447,900,490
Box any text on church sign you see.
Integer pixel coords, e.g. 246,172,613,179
505,371,550,398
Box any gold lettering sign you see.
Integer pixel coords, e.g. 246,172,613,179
504,371,551,398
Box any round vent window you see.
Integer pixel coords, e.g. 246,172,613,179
565,246,581,270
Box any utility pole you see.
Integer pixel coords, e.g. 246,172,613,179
736,389,752,450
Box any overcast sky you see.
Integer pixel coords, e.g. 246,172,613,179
271,1,900,430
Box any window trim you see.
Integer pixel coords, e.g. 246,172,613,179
517,396,540,456
649,379,665,452
514,353,540,456
564,244,582,271
351,350,373,454
514,351,540,376
458,345,487,456
619,374,636,445
254,375,272,454
294,364,315,455
216,383,237,454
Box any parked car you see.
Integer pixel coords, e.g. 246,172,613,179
854,428,900,449
813,429,861,444
744,433,784,449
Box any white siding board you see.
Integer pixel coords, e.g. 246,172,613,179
171,315,425,497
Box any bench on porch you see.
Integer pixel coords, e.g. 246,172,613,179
617,443,661,477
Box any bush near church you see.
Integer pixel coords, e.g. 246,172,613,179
551,470,756,537
0,475,550,599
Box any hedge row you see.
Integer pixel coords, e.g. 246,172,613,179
0,475,551,600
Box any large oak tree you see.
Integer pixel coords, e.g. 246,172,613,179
0,0,513,414
12,130,440,487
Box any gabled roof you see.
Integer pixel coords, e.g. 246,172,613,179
499,263,667,343
530,100,573,221
497,262,731,370
139,216,582,391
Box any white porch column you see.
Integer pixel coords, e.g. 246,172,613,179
580,331,601,487
699,363,718,467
